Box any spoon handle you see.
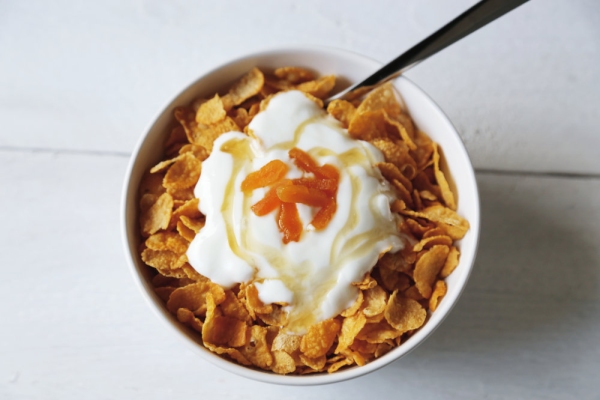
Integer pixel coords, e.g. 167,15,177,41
327,0,530,103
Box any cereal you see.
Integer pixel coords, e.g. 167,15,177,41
273,66,315,84
428,280,447,312
176,220,196,242
164,126,188,157
362,286,388,317
294,75,336,99
166,186,194,201
356,83,402,116
178,144,210,161
432,143,456,210
412,235,453,252
336,312,367,353
299,354,327,371
300,319,342,358
177,308,204,332
340,290,363,317
222,67,265,109
440,246,460,279
384,291,426,333
383,111,416,151
195,94,226,125
137,67,469,374
326,99,356,128
196,117,240,153
245,284,273,316
140,192,173,237
414,245,450,299
348,110,389,142
166,279,225,316
371,139,417,179
272,351,297,375
272,331,301,353
220,291,251,322
145,232,189,254
239,325,273,369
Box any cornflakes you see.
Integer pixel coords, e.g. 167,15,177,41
137,67,469,375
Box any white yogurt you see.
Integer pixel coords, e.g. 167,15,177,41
187,90,404,334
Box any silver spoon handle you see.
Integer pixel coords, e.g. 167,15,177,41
327,0,530,103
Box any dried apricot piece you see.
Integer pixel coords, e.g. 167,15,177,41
278,202,302,243
288,147,319,175
250,180,290,216
291,177,337,193
276,185,330,207
315,164,339,181
241,160,289,192
310,198,336,230
289,147,339,181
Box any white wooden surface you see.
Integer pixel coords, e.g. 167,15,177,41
1,1,599,399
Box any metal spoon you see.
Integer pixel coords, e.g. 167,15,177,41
326,0,530,104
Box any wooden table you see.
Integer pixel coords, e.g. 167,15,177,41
2,1,599,398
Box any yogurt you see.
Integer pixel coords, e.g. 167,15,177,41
187,90,404,334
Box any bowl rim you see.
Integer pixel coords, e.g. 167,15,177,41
120,44,481,386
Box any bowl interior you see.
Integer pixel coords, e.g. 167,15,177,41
121,46,480,386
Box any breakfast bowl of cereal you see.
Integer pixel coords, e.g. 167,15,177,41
121,46,480,385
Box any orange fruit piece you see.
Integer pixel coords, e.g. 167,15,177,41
241,160,289,192
278,202,302,243
311,199,337,230
291,177,337,193
288,147,339,181
251,180,291,216
288,148,320,175
277,185,330,207
316,164,339,181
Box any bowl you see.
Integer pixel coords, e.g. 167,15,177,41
121,46,480,386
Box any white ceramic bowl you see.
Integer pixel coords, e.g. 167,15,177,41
121,46,480,386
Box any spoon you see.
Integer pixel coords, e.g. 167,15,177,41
326,0,530,104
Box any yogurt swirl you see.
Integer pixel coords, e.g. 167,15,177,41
187,90,404,334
